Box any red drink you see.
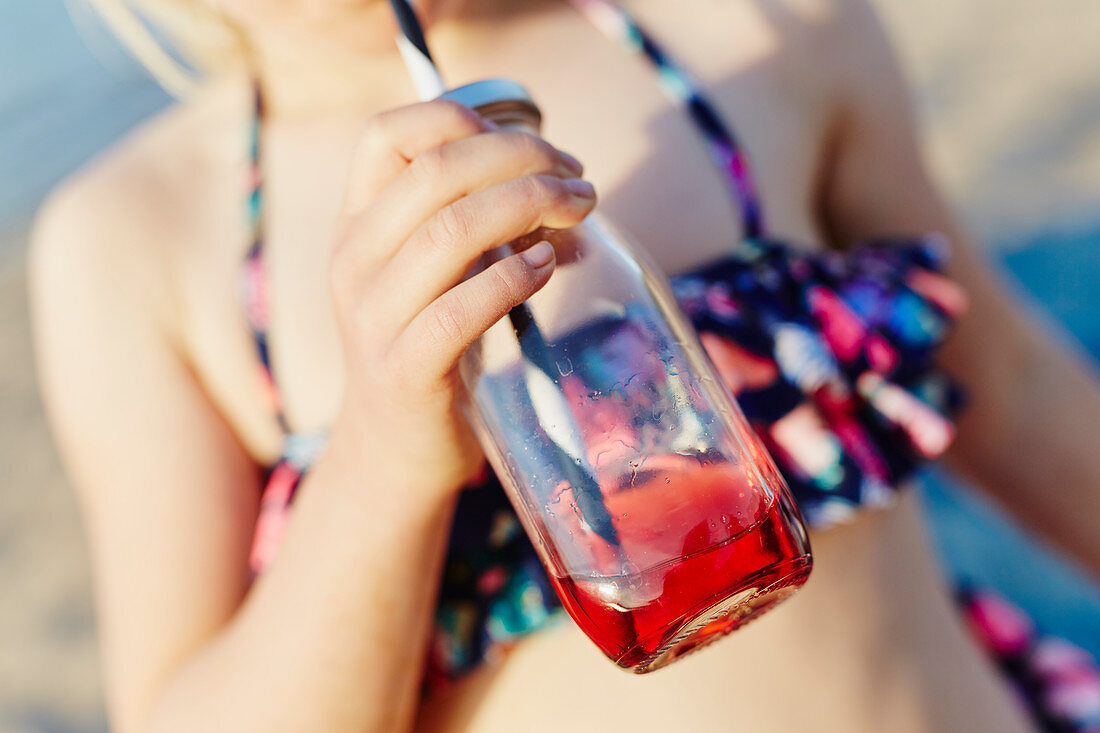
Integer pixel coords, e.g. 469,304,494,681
543,460,811,672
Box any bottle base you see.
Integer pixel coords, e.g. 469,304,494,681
617,556,812,674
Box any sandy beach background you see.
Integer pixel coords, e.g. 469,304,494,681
1,1,1097,731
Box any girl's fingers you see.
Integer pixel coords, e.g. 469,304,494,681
391,243,557,385
340,130,583,267
339,99,486,218
381,174,596,325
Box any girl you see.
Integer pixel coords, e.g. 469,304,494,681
30,0,1100,730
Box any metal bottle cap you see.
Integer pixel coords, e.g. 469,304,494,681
439,79,542,125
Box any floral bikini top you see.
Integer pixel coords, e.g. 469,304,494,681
241,0,966,684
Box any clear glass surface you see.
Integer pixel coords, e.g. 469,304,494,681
459,109,812,672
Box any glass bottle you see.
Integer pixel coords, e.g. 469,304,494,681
443,80,812,672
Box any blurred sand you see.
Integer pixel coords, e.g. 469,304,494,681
0,1,1096,730
0,241,106,733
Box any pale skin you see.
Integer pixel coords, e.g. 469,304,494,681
28,0,1100,731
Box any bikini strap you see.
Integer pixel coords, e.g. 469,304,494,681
569,0,765,239
240,80,292,435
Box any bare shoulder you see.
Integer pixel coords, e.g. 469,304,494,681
29,78,248,329
628,0,906,109
751,0,910,93
810,0,913,90
28,78,265,506
742,0,904,62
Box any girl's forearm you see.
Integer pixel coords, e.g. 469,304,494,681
145,426,457,733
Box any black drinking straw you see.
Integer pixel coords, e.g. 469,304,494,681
387,0,619,547
390,0,436,65
507,301,620,546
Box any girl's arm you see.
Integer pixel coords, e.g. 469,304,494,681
816,0,1100,575
30,99,593,733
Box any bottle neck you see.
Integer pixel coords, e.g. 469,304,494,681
477,103,543,135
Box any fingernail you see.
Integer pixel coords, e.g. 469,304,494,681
558,149,584,174
521,241,555,269
563,178,596,199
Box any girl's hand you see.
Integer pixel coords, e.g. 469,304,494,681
325,99,596,499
